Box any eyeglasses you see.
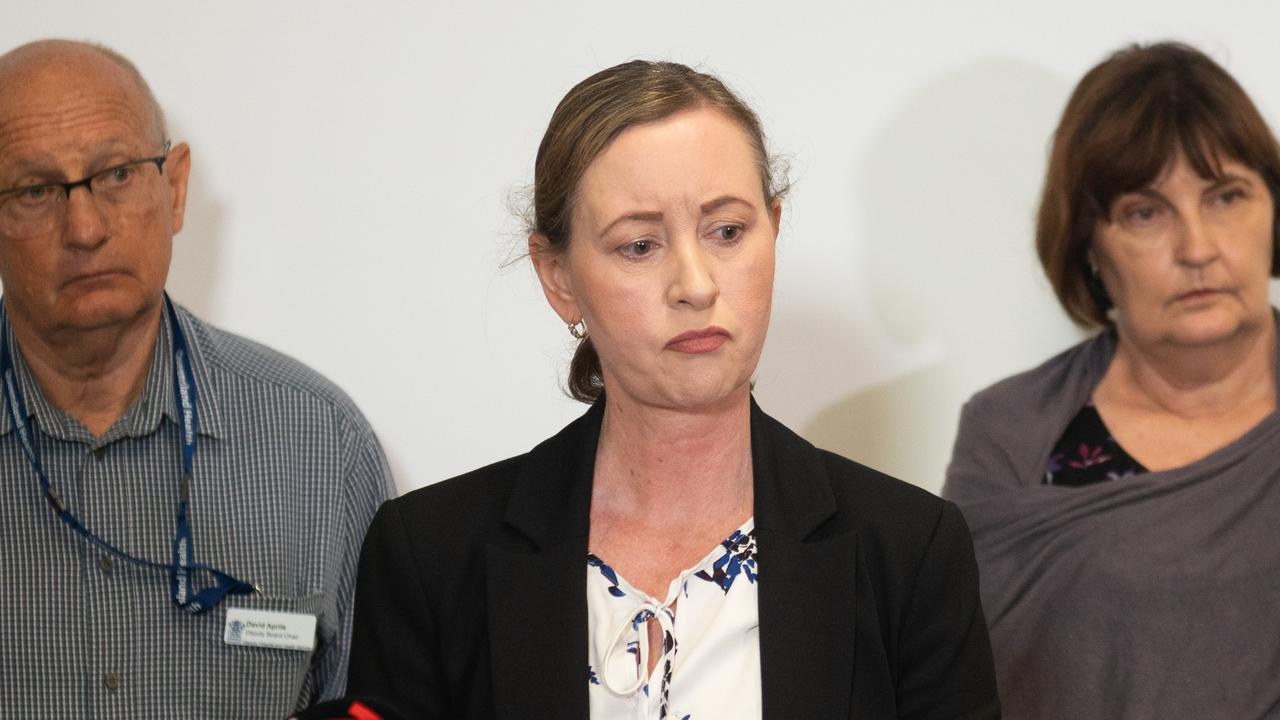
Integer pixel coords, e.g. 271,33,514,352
0,142,172,236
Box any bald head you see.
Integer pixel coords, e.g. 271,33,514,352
0,39,167,147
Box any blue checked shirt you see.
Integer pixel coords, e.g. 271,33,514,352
0,301,395,718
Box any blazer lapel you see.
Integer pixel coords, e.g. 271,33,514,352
752,400,859,719
485,401,603,720
486,538,589,719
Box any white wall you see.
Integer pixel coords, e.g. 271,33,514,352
5,1,1278,493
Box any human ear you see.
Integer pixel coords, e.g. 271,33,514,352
768,198,782,235
529,232,580,324
165,142,192,234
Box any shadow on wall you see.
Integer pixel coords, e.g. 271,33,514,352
804,57,1084,494
166,131,226,321
161,130,415,495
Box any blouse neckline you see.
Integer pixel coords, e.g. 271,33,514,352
587,516,760,718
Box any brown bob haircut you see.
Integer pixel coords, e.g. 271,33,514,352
1037,41,1280,328
531,60,785,403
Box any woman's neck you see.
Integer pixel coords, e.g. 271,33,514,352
1104,320,1276,419
591,386,754,531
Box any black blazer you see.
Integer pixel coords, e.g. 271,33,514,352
348,399,999,719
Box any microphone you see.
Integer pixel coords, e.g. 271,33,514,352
289,697,406,720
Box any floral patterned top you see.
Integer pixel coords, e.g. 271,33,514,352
587,518,759,720
1043,401,1148,486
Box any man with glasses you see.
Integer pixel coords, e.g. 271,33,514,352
0,40,395,717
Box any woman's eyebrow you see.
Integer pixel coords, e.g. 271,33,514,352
599,210,663,237
700,195,752,214
1203,173,1252,191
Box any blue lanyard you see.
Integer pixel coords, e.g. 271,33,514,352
0,294,256,614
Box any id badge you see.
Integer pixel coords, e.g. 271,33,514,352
223,607,317,651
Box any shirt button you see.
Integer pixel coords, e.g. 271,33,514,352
104,672,120,691
99,554,113,574
93,446,108,462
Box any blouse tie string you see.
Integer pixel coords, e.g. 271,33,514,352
600,601,677,698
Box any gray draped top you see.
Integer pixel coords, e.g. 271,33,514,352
944,324,1280,719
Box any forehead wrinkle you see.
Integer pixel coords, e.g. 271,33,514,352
576,108,763,238
0,98,149,135
0,44,164,149
0,96,155,164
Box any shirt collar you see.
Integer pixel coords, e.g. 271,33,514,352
0,298,225,442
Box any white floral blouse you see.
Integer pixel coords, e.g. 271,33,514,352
586,518,760,719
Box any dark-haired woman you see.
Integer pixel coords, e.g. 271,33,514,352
348,60,999,719
944,42,1280,719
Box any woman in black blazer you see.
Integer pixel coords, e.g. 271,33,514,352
348,60,998,720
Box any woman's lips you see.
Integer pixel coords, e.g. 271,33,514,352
666,327,730,354
1176,288,1222,303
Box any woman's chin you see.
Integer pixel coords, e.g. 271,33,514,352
1158,312,1263,348
656,377,752,413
